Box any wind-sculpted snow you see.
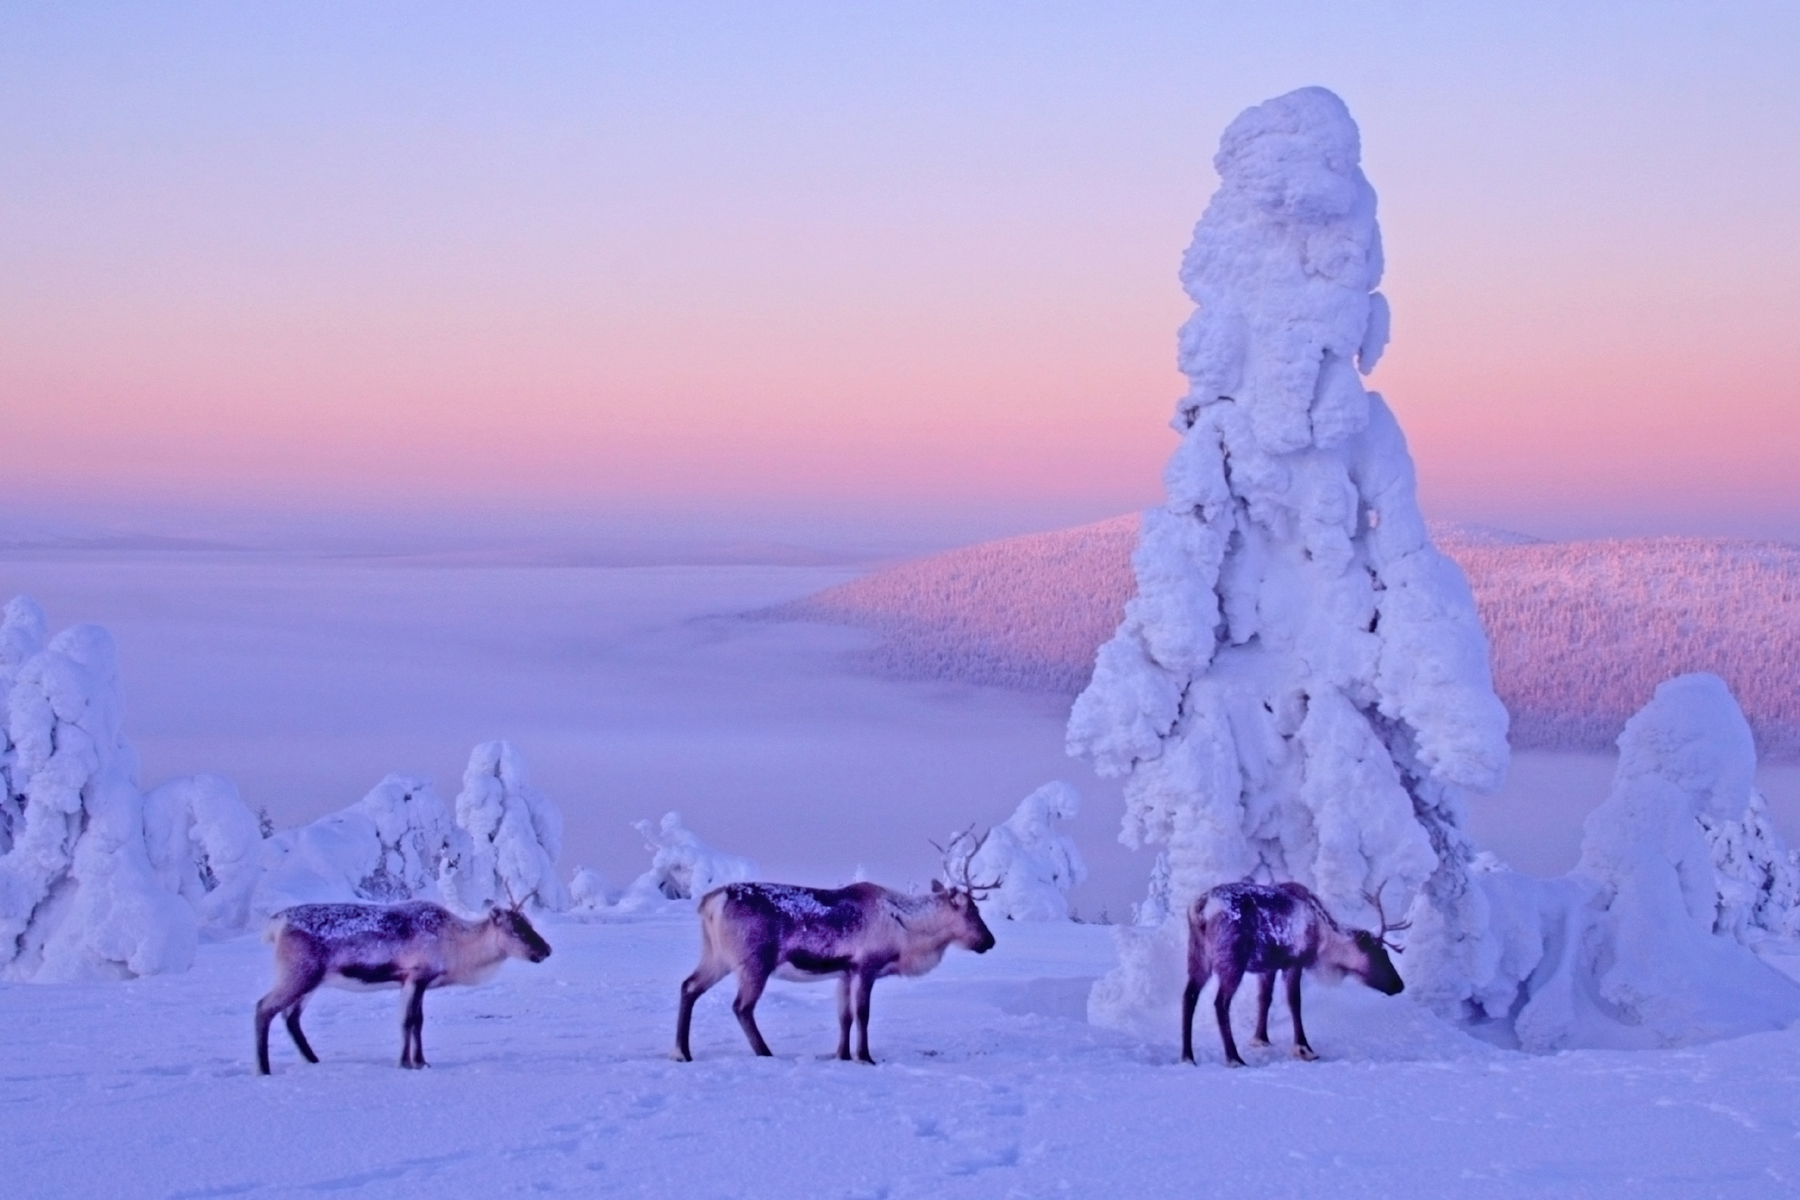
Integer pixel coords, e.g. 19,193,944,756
1460,675,1800,1050
775,521,1800,760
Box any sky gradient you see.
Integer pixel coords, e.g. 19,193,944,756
4,2,1797,547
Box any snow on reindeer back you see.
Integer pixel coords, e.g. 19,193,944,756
1070,88,1510,1039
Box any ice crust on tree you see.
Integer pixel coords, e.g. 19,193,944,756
1459,674,1800,1050
143,773,264,937
252,774,471,917
1068,87,1511,1038
612,812,753,909
0,618,198,981
444,740,569,913
952,782,1088,922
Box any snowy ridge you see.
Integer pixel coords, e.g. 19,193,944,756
774,517,1800,759
765,515,1138,695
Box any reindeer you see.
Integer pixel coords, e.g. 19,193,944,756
674,834,998,1064
1181,880,1407,1067
254,899,551,1075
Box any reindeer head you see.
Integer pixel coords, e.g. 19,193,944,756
493,884,553,962
1351,886,1410,995
929,827,999,954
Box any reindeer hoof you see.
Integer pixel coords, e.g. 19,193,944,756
1250,1036,1270,1048
673,1050,692,1063
1225,1057,1245,1068
1294,1045,1318,1061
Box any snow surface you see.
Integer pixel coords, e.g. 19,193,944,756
5,914,1800,1198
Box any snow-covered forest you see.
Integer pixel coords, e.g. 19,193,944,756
776,516,1800,760
5,84,1800,1198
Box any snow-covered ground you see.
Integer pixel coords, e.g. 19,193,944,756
5,912,1799,1199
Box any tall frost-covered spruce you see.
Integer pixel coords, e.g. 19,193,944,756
1070,88,1509,1033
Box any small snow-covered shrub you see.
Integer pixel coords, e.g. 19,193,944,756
1703,790,1800,943
567,866,615,913
952,782,1087,921
0,618,197,981
253,774,471,917
445,740,568,913
143,773,263,936
614,812,753,909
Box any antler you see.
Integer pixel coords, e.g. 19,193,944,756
930,825,1001,895
1361,884,1412,952
501,880,535,913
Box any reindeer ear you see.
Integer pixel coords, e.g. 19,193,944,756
931,879,946,894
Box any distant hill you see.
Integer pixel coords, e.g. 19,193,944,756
768,516,1800,760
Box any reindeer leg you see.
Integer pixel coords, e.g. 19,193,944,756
1182,929,1210,1065
852,968,878,1065
1213,964,1247,1067
254,965,322,1075
1286,967,1316,1060
400,976,433,1069
675,961,728,1062
284,996,320,1064
1251,971,1276,1047
835,973,854,1061
731,964,775,1057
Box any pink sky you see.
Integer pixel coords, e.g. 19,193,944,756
4,4,1796,546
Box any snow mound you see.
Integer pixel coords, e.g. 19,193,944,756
606,812,754,912
771,528,1800,759
445,739,569,913
252,774,471,917
952,782,1087,922
1463,674,1800,1050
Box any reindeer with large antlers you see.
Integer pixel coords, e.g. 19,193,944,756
1181,880,1408,1067
674,835,998,1064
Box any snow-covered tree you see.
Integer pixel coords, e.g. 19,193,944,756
1704,790,1800,943
1068,88,1510,1035
445,740,569,913
252,774,471,917
142,773,265,936
0,621,197,981
1473,674,1800,1050
0,595,48,854
953,782,1088,922
615,812,753,908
